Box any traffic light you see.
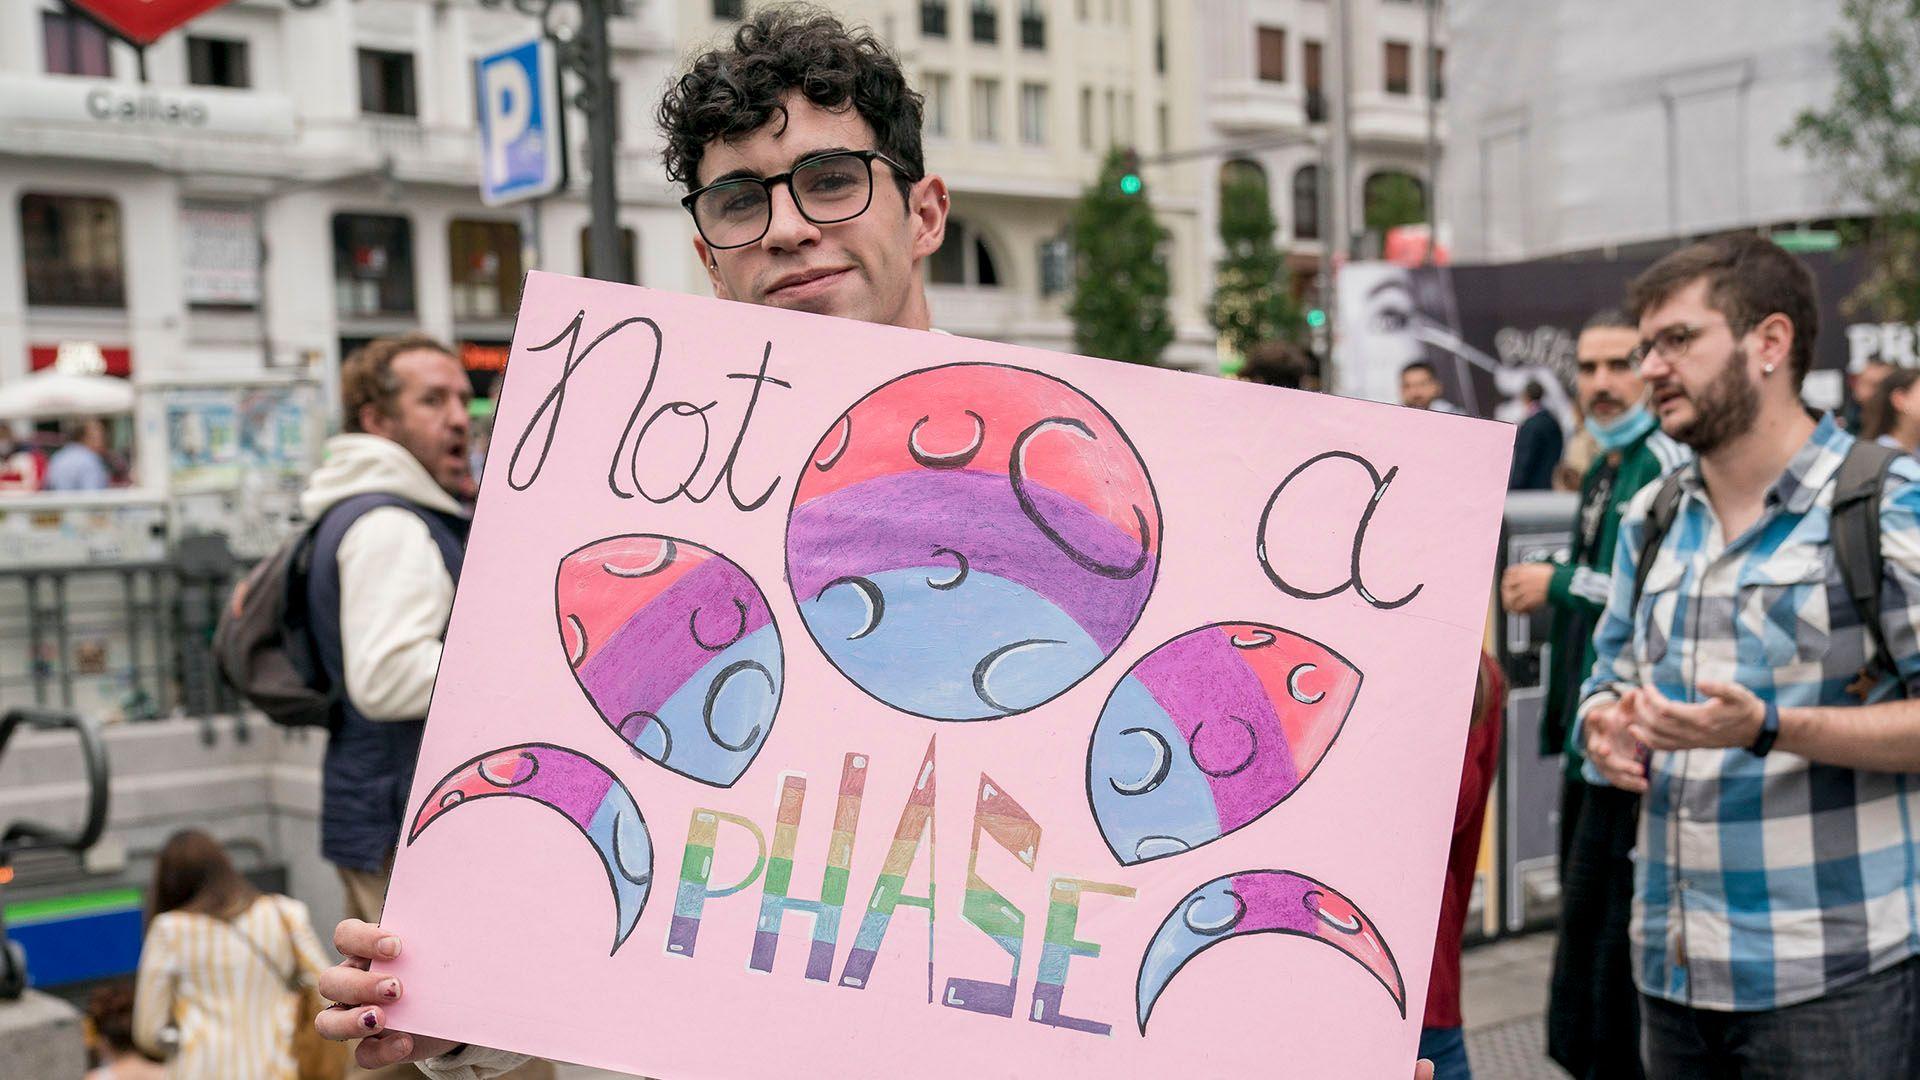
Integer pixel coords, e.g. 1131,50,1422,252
1118,148,1143,196
1306,308,1327,329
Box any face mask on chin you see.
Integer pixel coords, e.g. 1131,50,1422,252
1586,403,1658,452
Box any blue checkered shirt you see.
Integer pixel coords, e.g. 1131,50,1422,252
1577,414,1920,1011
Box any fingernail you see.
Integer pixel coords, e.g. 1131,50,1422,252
361,1009,380,1031
379,979,400,1000
378,937,400,959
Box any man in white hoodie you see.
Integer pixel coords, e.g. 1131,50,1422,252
301,334,474,925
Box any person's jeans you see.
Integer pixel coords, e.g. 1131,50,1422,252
1640,955,1920,1079
1417,1025,1472,1080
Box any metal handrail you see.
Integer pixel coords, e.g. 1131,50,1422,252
0,707,110,864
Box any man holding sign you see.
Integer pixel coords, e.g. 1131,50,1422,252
316,9,1462,1079
315,8,953,1072
1582,235,1920,1077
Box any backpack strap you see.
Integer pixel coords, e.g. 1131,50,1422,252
1831,439,1903,689
1630,469,1689,614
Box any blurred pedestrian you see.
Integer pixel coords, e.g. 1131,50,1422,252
1507,380,1565,489
86,982,163,1080
131,830,331,1080
1400,360,1462,413
1504,307,1685,1079
1236,339,1312,389
1418,652,1504,1080
1845,356,1894,433
1860,366,1920,454
1582,234,1920,1078
44,417,111,491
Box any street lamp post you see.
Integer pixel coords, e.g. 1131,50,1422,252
290,0,630,282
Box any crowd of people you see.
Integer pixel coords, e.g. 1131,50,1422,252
67,6,1918,1080
0,419,129,493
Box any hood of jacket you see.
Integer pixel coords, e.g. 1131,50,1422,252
300,433,466,520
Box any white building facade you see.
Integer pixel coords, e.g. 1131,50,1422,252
1192,0,1448,311
0,0,690,468
678,0,1216,368
1441,0,1860,263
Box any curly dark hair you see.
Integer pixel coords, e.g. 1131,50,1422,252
657,4,924,200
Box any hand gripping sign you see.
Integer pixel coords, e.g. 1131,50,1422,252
378,273,1513,1078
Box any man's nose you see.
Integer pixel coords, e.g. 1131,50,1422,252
761,183,820,251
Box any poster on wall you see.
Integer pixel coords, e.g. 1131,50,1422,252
376,274,1514,1077
161,383,319,555
1335,250,1872,422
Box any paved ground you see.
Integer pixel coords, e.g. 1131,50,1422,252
555,932,1566,1079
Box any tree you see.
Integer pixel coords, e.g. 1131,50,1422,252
1785,0,1920,318
1068,148,1174,366
1207,165,1305,363
1363,172,1428,235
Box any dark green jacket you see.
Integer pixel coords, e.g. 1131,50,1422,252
1541,425,1688,777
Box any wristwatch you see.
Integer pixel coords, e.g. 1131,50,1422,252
1748,699,1781,757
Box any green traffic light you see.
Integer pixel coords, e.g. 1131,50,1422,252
1306,308,1327,328
1119,174,1143,195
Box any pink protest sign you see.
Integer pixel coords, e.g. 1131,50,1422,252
379,272,1514,1077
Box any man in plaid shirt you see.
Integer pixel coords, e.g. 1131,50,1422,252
1581,234,1920,1077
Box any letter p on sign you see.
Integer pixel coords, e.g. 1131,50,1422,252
475,37,564,206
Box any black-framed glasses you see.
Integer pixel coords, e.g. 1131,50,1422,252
1628,320,1727,366
680,149,918,251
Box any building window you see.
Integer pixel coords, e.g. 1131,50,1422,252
333,213,415,316
357,49,418,117
21,194,124,308
925,73,952,137
1038,235,1071,297
1430,46,1446,100
930,219,1001,287
187,36,250,88
1105,89,1116,146
1079,86,1094,150
1019,83,1047,146
1157,102,1169,154
578,226,640,284
42,10,111,77
1019,0,1045,49
972,0,998,43
1256,26,1287,83
921,0,948,37
1384,41,1411,95
971,78,1000,142
1292,165,1321,241
713,0,744,18
181,203,261,308
449,220,523,320
1305,39,1325,122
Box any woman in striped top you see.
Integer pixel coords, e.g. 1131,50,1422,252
131,830,331,1079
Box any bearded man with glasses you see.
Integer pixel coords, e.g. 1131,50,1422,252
1576,233,1920,1077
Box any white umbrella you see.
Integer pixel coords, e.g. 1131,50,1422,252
0,369,137,420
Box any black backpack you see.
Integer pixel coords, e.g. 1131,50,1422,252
1630,439,1905,689
212,494,449,728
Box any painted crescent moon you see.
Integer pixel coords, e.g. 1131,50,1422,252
1230,630,1275,649
1008,416,1152,581
703,659,774,752
819,575,885,640
1137,870,1404,1034
972,637,1066,714
1110,725,1172,796
1189,714,1259,778
926,547,970,590
409,743,653,954
1288,663,1326,704
908,410,986,469
814,414,852,470
603,538,675,578
689,597,749,652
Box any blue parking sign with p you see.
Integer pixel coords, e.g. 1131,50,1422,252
476,37,564,206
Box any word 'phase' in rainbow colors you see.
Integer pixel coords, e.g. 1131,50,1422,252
665,740,1144,1037
409,744,654,953
1087,622,1363,865
1137,870,1405,1033
557,534,782,787
787,362,1161,721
